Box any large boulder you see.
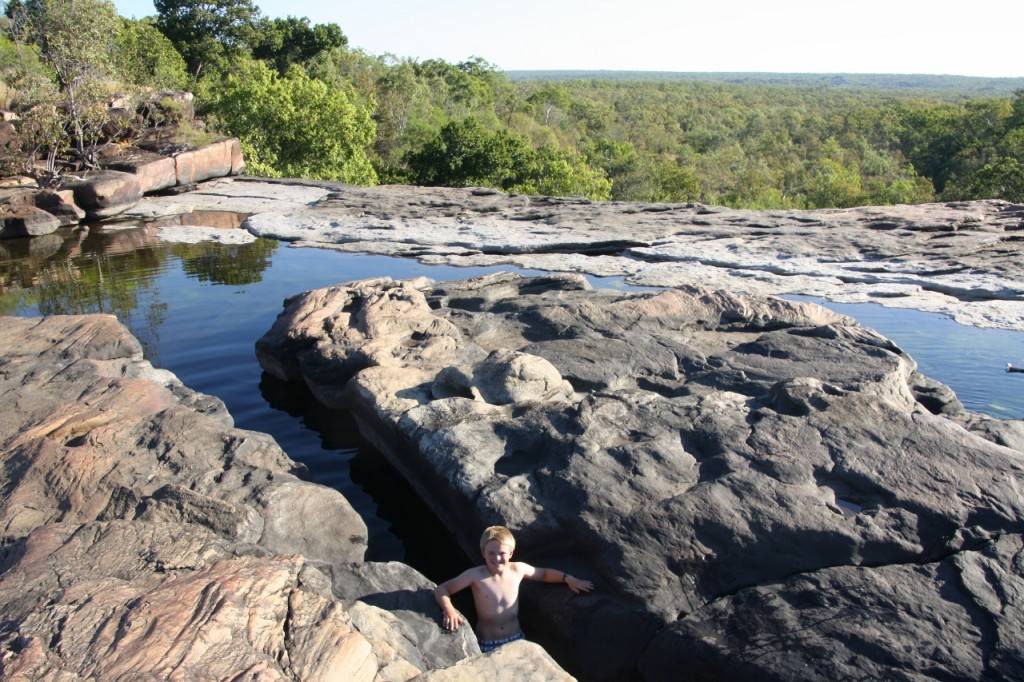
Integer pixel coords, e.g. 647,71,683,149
0,314,366,563
0,202,60,238
59,169,143,219
32,187,86,225
104,147,178,193
0,188,63,238
257,272,1024,681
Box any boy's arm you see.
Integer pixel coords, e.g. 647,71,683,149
433,570,475,631
520,563,594,594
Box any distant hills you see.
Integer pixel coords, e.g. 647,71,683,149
505,71,1024,97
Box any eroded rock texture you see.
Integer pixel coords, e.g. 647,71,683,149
120,179,1024,329
257,272,1024,681
0,314,566,681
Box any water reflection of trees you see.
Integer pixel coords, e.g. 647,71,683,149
3,228,278,362
174,239,278,286
33,249,169,360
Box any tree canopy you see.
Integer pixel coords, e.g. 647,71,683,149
3,0,123,179
2,0,1023,205
154,0,261,77
203,58,377,183
251,16,346,75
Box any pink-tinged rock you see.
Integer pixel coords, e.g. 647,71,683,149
229,136,245,174
0,522,379,681
0,314,368,564
175,138,244,185
0,314,573,681
59,169,143,219
105,149,178,193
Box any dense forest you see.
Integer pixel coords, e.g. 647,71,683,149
1,0,1022,207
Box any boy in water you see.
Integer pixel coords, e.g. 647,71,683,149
433,525,594,653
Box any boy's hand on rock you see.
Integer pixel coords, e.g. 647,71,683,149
567,576,594,594
442,610,465,631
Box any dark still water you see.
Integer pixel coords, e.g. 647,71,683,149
2,222,1023,574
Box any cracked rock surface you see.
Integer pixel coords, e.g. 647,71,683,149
257,272,1024,681
125,178,1024,330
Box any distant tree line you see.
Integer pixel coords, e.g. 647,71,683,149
1,0,1022,205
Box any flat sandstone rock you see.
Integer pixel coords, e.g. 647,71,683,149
123,178,1024,331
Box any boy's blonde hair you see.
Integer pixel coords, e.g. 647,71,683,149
480,525,516,551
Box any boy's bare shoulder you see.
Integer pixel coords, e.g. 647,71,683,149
459,565,493,582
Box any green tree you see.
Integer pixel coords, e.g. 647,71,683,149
369,58,434,166
414,58,497,118
1,72,64,178
115,16,188,89
6,0,122,180
251,16,346,75
154,0,261,78
951,157,1024,202
804,158,863,208
203,58,377,183
406,117,533,189
511,145,611,200
527,84,571,126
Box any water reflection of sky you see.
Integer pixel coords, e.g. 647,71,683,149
784,295,1024,420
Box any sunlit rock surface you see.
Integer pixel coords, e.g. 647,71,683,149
257,272,1024,681
0,315,569,681
124,177,1024,331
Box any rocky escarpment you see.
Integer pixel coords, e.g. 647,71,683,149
121,178,1024,331
256,272,1024,681
0,315,573,680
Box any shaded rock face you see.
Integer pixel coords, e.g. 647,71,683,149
0,188,67,237
0,202,60,238
0,314,569,680
257,272,1024,681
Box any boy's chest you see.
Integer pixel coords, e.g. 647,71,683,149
475,575,520,607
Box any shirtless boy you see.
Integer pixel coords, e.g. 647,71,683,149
433,525,594,653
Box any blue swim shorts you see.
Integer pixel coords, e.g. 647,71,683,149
479,631,525,653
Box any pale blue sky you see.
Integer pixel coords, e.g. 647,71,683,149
111,0,1023,77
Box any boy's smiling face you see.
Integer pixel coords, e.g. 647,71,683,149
481,539,514,574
